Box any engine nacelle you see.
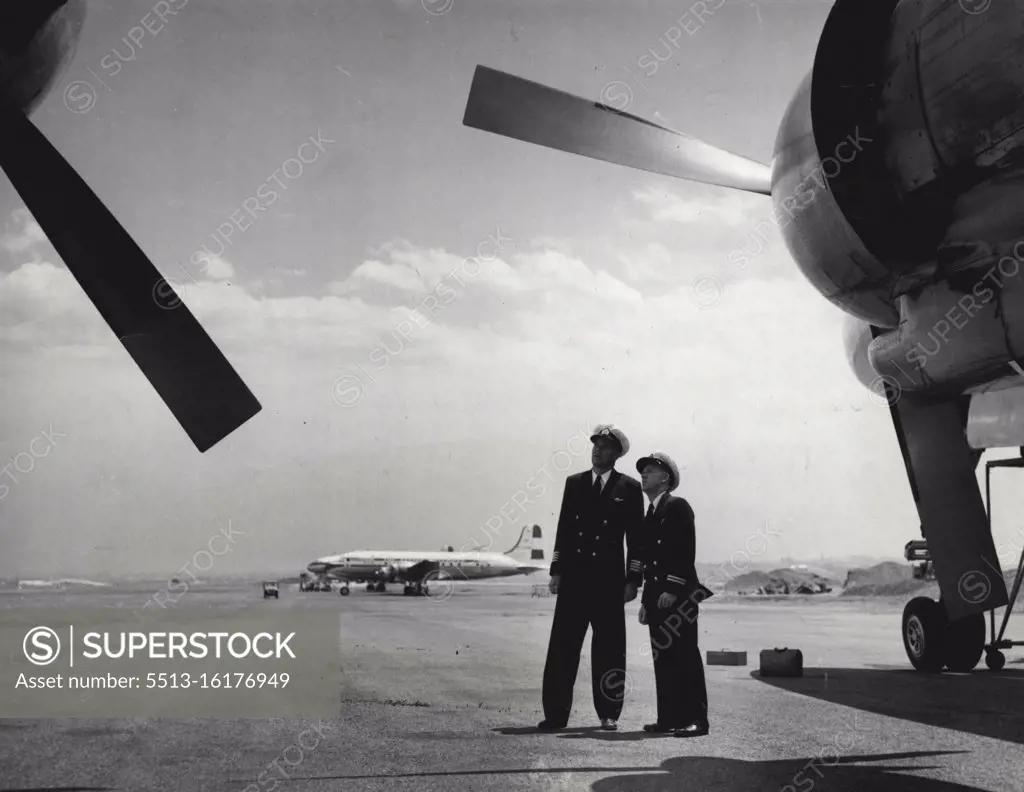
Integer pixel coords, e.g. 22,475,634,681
375,564,398,582
780,0,1024,395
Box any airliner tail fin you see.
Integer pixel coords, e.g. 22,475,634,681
505,524,544,561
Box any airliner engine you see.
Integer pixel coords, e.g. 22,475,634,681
773,0,1024,396
375,564,399,582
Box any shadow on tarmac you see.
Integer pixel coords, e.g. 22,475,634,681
754,666,1024,745
590,752,984,791
263,751,983,790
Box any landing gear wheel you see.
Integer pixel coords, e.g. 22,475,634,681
365,583,374,592
902,596,946,672
943,613,985,672
985,649,1005,671
339,586,349,596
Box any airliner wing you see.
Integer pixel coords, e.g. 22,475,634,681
402,560,440,582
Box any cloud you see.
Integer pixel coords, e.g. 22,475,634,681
0,198,854,422
333,258,426,294
0,227,857,402
0,261,110,345
632,183,765,228
198,253,235,280
1,208,47,258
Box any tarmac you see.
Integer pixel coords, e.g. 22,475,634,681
1,581,1022,791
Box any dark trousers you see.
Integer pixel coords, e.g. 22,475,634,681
646,599,708,727
542,580,626,722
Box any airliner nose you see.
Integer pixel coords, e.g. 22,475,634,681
307,560,327,574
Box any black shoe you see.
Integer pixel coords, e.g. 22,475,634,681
537,719,567,731
673,721,709,738
643,722,673,733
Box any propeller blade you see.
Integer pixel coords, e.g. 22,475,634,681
463,65,772,195
0,105,261,452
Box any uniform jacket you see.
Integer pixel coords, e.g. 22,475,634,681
639,493,709,604
549,469,644,587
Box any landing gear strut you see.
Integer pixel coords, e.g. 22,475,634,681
901,455,1024,672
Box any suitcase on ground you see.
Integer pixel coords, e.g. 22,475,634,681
759,647,802,677
706,650,747,666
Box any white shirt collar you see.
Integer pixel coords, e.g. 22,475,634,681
592,468,612,486
648,491,667,511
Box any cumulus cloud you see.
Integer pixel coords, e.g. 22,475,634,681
198,253,235,280
1,208,47,257
632,183,765,228
0,208,851,390
0,197,858,414
334,258,426,294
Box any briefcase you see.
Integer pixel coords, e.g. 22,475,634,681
759,647,803,677
707,650,746,666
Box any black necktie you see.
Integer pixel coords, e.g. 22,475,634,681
646,503,655,521
592,476,603,499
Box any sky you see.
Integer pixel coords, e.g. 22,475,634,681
3,0,1023,579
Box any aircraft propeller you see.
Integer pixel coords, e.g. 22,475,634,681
462,65,772,195
0,1,261,452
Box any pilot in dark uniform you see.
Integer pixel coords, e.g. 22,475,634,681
538,424,644,732
635,451,711,738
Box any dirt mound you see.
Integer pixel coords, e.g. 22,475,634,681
843,562,913,590
726,568,833,595
722,570,772,593
841,578,934,597
840,563,1018,597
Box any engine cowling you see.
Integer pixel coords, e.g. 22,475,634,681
778,0,1024,395
376,564,398,582
771,71,899,328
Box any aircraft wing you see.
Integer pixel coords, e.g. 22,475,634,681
401,560,440,582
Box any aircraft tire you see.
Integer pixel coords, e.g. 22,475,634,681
902,596,946,673
943,613,985,672
985,649,1005,671
339,586,349,596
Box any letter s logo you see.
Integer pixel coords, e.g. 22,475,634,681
24,626,61,666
